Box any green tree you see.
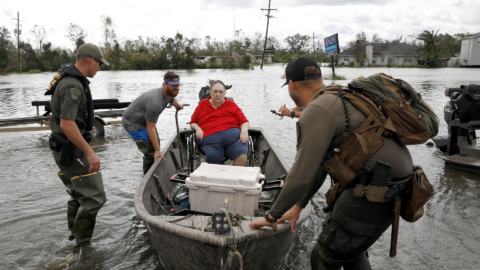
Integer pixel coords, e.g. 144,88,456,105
284,34,311,54
100,15,116,54
0,27,13,70
417,30,443,67
65,23,87,50
31,25,51,55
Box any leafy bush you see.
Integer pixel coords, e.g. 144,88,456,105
348,61,355,67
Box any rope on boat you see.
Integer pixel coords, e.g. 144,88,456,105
220,209,244,270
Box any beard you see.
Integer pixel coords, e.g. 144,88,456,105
288,88,300,106
165,85,179,97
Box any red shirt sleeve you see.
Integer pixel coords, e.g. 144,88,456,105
232,102,248,125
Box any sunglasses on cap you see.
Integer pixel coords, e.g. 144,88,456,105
77,53,103,67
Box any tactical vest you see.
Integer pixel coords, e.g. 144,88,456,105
316,73,439,187
45,64,94,133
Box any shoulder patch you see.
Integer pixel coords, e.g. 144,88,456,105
69,88,82,102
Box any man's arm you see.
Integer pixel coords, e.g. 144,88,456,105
249,105,336,231
171,98,183,110
60,119,100,173
239,122,249,143
146,119,164,161
275,105,302,118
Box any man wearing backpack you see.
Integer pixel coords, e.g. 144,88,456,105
249,57,416,269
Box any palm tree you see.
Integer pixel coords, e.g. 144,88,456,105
417,30,444,67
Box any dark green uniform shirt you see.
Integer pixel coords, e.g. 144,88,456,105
50,76,88,134
269,87,413,219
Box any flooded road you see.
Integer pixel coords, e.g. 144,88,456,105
1,66,479,269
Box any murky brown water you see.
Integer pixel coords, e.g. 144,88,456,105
1,66,479,270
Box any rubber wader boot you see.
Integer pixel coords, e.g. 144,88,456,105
70,171,106,243
58,172,81,241
135,141,156,175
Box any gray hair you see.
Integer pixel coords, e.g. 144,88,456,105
210,80,226,91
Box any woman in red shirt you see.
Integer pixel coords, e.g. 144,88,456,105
190,80,250,166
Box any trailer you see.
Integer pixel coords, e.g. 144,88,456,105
0,99,130,137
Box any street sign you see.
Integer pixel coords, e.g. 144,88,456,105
324,34,339,56
264,48,275,53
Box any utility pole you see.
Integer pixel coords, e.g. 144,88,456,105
226,8,235,40
260,0,277,69
12,12,22,72
312,32,317,59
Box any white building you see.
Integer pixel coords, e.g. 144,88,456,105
460,32,480,67
338,43,420,66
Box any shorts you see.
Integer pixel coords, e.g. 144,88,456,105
126,127,150,142
196,128,248,164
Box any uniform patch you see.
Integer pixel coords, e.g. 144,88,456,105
69,88,82,102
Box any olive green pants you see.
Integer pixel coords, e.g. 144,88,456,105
54,147,107,243
134,127,160,175
310,187,393,270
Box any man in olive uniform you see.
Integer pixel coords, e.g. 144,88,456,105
47,43,108,245
250,57,413,269
122,71,183,174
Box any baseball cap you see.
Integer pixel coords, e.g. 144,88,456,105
164,77,181,85
77,43,110,66
281,57,321,87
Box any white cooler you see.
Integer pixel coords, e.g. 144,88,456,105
185,163,265,217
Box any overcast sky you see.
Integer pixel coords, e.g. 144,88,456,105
1,0,479,51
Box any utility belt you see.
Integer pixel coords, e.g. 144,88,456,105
324,160,435,257
49,132,92,167
52,115,87,131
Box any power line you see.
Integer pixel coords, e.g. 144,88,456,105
260,0,277,69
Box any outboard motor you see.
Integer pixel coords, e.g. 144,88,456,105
432,84,480,156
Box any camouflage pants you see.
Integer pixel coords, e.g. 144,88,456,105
310,187,393,269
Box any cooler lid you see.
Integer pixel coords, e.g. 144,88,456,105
187,163,264,188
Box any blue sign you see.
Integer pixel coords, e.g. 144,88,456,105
324,34,339,56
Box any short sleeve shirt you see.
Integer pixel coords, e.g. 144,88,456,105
122,88,174,131
190,97,249,137
50,76,87,135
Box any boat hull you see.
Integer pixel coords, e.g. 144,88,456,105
134,127,312,269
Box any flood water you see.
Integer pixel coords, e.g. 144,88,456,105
1,66,479,270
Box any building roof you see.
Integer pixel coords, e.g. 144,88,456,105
339,42,419,57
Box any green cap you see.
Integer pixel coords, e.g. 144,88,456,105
77,43,110,66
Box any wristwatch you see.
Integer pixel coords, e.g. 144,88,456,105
155,148,161,151
264,211,278,223
290,111,295,119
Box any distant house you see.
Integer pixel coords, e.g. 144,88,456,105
338,43,420,66
460,32,480,67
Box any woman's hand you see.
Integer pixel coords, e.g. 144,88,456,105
195,129,204,141
239,130,249,143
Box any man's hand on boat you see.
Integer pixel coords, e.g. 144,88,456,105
249,205,302,233
249,214,279,231
154,150,165,161
277,205,302,233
